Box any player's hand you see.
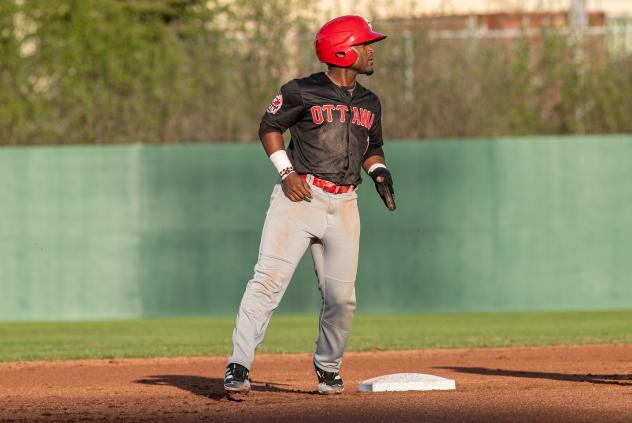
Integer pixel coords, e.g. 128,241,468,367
369,167,396,211
282,173,313,202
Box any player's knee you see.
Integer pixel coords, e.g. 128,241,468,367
322,300,355,332
323,280,356,323
246,275,284,297
248,260,290,296
255,254,295,282
336,299,356,325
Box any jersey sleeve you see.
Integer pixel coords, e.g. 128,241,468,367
258,80,305,140
363,99,385,161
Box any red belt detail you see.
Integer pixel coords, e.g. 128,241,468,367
300,174,354,194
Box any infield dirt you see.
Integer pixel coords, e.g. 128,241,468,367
1,344,631,422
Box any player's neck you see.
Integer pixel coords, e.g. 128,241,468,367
325,68,357,89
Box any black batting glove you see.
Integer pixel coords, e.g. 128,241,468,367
369,167,396,211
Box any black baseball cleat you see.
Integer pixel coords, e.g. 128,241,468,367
314,362,344,395
224,363,251,394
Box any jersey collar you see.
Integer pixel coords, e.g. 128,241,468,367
315,72,365,100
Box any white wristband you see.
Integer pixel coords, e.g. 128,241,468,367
269,150,293,174
367,163,387,174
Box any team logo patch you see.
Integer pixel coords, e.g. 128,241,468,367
266,93,283,114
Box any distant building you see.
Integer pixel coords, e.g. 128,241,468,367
316,0,632,18
389,10,607,38
314,1,632,55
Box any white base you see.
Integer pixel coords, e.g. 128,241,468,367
357,373,456,392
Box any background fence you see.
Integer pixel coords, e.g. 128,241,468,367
1,135,631,321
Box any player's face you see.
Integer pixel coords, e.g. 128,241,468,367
351,43,375,75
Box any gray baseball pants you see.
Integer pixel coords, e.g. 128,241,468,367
228,175,360,373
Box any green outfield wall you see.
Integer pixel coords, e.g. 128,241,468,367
1,136,631,321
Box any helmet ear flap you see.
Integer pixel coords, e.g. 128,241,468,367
334,46,357,67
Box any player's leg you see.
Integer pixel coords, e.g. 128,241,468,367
312,191,360,392
310,237,350,395
229,183,325,372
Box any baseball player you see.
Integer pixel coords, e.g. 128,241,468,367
224,15,395,395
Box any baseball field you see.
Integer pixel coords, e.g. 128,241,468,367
1,311,631,422
3,1,632,422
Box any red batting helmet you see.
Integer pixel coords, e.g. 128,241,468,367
314,15,387,67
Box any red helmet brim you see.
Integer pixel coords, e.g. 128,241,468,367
352,31,387,46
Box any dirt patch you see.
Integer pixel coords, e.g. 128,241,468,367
1,345,631,422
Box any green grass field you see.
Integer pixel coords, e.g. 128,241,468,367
1,311,631,362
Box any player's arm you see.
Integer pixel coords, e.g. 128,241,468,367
362,154,385,173
363,102,395,211
261,132,312,202
364,154,395,211
259,81,312,202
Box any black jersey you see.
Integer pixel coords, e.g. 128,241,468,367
259,72,385,186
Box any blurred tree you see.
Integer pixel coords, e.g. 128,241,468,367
0,2,631,145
